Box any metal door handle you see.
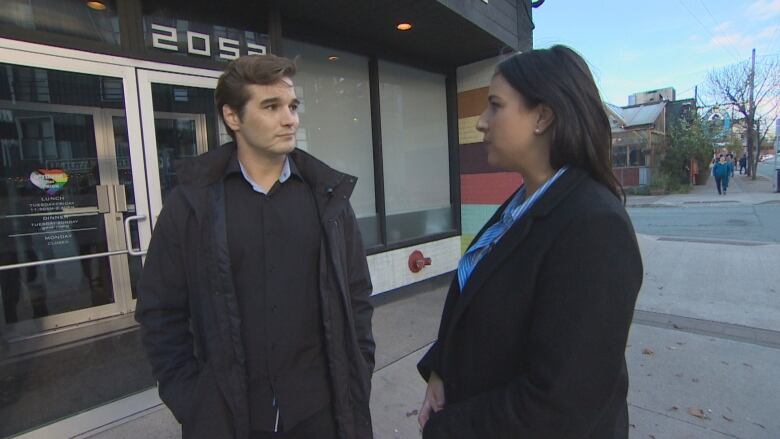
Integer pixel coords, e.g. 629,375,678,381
97,185,111,214
124,214,147,256
113,184,128,213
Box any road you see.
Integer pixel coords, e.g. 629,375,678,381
757,160,777,180
628,203,780,243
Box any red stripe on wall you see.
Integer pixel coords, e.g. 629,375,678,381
460,142,504,174
461,172,524,205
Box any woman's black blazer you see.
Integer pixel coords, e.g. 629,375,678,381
418,167,643,439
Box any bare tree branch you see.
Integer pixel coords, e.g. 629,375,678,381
706,57,780,179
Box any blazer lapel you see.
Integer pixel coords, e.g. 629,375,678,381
445,168,588,341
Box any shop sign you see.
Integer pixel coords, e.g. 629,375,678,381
25,169,81,247
144,17,268,62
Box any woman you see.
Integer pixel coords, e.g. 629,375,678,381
417,46,643,439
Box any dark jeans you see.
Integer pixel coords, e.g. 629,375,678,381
250,405,337,439
715,176,723,194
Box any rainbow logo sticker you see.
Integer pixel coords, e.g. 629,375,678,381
30,169,69,196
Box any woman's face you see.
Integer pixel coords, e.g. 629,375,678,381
476,74,547,172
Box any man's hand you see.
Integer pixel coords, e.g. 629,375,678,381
419,371,445,430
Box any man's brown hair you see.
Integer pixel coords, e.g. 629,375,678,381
215,54,297,139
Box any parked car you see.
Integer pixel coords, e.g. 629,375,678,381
759,153,775,162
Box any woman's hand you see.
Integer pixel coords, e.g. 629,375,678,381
419,371,446,430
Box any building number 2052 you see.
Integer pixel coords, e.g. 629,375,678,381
150,24,267,60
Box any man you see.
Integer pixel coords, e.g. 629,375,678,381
135,55,375,439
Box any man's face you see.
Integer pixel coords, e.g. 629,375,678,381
223,78,300,157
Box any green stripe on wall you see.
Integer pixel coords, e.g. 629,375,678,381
461,234,476,255
461,204,500,235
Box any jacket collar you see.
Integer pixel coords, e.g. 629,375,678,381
445,167,588,340
175,142,357,223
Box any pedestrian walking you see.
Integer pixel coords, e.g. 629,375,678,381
135,55,375,439
739,155,747,174
712,154,730,195
727,153,735,177
417,46,643,439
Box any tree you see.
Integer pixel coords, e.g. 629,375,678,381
661,116,715,188
706,55,779,179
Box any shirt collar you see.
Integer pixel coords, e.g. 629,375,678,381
224,151,301,194
502,165,569,224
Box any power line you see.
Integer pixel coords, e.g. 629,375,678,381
677,0,743,63
696,0,745,58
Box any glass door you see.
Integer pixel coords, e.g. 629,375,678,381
0,49,155,438
0,55,150,337
137,70,219,224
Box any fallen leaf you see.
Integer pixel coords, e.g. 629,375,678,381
642,348,655,356
742,363,753,368
676,342,685,346
674,373,684,378
688,407,710,420
721,361,729,366
752,422,766,429
672,323,681,329
668,406,679,411
649,435,656,439
722,415,734,422
405,409,418,417
692,378,700,383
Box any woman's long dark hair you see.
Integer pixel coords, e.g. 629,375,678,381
496,45,624,201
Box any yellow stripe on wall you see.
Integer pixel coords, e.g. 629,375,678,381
458,116,482,145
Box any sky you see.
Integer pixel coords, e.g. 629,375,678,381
531,0,780,107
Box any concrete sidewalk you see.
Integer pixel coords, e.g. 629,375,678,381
628,173,780,208
87,228,780,439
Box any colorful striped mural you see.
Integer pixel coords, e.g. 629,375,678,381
457,82,523,254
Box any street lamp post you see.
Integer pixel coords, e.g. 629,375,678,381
775,119,779,193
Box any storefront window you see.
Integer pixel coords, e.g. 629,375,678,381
0,0,120,45
628,144,652,167
629,145,642,166
282,39,380,247
378,61,453,244
612,145,628,167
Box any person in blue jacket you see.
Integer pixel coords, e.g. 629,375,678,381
712,155,730,195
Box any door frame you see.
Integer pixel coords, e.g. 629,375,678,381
136,70,218,227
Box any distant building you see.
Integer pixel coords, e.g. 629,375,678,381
628,87,676,106
607,95,697,187
607,102,666,186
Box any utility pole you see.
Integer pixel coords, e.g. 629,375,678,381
747,48,756,178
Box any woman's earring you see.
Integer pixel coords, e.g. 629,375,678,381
534,128,542,134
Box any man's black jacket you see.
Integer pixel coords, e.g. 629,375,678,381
135,143,375,439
